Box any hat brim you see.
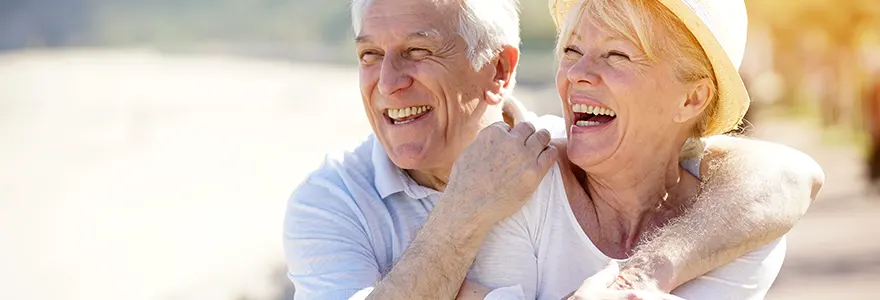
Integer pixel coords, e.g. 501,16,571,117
550,0,750,135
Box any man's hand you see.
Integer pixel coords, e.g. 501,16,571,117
446,121,558,226
565,262,685,300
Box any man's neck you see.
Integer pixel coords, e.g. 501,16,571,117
407,168,451,192
404,99,525,192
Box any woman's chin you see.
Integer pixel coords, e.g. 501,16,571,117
566,141,615,170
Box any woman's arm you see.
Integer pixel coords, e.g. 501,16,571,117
608,135,823,292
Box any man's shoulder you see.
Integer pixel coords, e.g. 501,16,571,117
290,135,379,207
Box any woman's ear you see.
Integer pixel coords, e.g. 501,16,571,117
674,78,714,123
485,45,520,105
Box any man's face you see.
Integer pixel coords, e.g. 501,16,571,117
356,0,500,172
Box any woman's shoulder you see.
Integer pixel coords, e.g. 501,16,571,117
550,138,572,173
511,147,571,229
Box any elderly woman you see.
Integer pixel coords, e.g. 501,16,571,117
464,0,786,299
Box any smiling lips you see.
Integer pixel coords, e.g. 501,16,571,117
571,104,617,127
386,105,434,125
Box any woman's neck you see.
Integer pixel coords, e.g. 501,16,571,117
580,146,689,255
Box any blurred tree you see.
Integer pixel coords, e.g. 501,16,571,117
747,0,880,129
0,0,93,50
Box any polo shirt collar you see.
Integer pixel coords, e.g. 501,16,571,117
371,136,440,199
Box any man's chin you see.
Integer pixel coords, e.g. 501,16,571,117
388,153,428,171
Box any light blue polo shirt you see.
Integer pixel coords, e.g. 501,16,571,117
283,114,566,300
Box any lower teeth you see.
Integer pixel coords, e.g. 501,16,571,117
393,119,416,125
576,120,603,127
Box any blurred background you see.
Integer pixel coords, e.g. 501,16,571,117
2,0,878,299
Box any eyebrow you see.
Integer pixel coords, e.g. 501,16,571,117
355,29,441,44
570,32,623,44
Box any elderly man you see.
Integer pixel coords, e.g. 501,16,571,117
284,0,824,299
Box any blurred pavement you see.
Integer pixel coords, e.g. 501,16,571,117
751,119,880,299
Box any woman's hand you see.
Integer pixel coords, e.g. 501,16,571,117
564,262,685,300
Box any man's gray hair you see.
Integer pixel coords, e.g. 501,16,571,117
351,0,521,71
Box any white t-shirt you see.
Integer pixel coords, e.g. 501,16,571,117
468,160,787,300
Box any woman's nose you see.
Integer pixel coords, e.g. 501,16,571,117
566,57,601,87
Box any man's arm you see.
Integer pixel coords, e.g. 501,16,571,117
285,123,554,300
368,123,556,299
615,135,824,292
286,174,500,300
367,123,558,299
367,195,494,299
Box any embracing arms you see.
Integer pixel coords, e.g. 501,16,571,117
611,135,824,293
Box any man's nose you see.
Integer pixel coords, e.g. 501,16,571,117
378,54,414,96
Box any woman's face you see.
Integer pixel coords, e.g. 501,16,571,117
556,16,697,172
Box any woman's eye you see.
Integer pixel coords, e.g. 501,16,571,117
563,46,583,56
605,51,630,60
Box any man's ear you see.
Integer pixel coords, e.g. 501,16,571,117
674,78,714,123
485,45,520,105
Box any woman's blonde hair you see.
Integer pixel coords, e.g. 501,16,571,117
556,0,719,139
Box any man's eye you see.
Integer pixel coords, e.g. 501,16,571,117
360,51,382,64
407,48,431,60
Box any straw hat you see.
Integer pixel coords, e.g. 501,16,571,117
549,0,751,136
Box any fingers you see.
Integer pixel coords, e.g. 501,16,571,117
580,260,620,290
537,145,559,171
525,128,552,152
510,121,536,144
483,121,511,136
568,262,623,300
490,120,512,131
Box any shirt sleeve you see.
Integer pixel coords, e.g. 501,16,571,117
484,285,527,300
467,165,564,300
284,178,381,300
467,162,565,300
672,236,787,300
467,208,539,300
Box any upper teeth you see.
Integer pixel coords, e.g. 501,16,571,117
571,104,616,117
388,106,432,119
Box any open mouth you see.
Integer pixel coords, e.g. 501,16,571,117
386,105,434,125
571,104,616,127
